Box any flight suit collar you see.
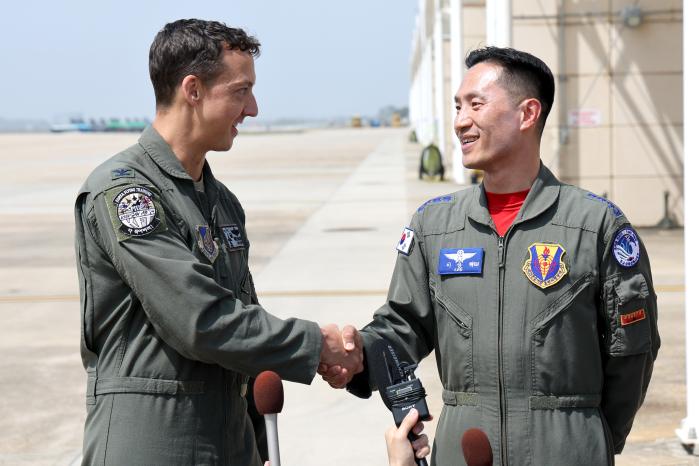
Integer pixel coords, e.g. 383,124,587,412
139,125,193,180
467,162,561,231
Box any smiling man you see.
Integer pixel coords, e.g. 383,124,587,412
324,47,660,465
74,19,363,465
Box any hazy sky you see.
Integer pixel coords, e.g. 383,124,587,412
0,1,417,122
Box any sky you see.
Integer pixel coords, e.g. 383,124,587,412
0,1,417,122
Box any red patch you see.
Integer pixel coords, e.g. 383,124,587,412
620,309,646,326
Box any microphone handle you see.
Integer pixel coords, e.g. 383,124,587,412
408,431,428,466
264,413,281,466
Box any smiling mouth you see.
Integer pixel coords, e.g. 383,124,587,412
460,134,479,147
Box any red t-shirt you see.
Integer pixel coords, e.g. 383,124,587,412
485,189,530,237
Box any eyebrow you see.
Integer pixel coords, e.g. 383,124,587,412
454,91,484,103
227,80,255,90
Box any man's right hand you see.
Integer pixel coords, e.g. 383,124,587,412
318,324,363,388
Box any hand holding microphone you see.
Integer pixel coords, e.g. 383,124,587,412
385,408,431,466
253,371,284,466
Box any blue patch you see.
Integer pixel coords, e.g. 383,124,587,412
111,168,135,180
612,227,640,267
221,224,246,251
438,248,483,275
417,195,453,212
196,224,219,263
585,192,623,218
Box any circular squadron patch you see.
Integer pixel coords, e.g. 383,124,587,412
113,186,160,237
612,227,640,267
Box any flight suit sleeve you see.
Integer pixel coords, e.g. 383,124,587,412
80,184,322,384
598,222,661,453
347,214,435,396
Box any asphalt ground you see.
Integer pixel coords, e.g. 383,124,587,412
0,128,694,465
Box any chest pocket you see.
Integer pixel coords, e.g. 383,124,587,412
217,223,250,299
529,272,602,394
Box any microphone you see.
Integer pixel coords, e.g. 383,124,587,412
367,338,430,466
253,371,284,466
461,428,493,466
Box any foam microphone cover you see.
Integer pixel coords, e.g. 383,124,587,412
462,428,493,466
253,370,284,415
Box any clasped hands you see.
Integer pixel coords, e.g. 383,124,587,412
318,324,363,388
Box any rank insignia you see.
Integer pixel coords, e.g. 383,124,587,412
585,192,623,218
438,248,483,275
111,168,135,180
612,227,640,267
221,224,246,251
196,225,219,263
523,243,568,289
107,185,167,241
417,195,453,212
396,227,415,255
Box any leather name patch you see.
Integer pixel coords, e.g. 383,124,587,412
620,309,646,326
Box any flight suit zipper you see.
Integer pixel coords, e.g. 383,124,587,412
497,234,509,466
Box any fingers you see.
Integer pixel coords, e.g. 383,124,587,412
341,325,361,351
397,408,419,437
412,434,431,459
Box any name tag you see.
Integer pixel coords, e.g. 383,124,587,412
438,248,483,275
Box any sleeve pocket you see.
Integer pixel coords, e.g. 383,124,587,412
604,272,651,356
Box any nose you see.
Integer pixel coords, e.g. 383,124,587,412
245,93,259,118
454,107,472,135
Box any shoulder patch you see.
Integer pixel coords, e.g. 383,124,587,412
111,168,135,180
585,192,623,218
612,227,640,267
396,227,415,255
417,195,454,212
221,224,246,252
105,185,167,241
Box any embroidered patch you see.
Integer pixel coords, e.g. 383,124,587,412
196,225,219,263
620,308,646,326
417,195,453,212
613,227,640,267
221,224,246,251
585,192,623,218
523,243,568,289
107,185,167,241
438,248,483,275
111,168,135,180
396,227,415,255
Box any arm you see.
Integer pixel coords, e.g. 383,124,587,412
81,185,358,384
598,224,661,453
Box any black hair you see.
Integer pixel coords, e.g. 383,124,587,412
465,46,554,135
149,19,260,108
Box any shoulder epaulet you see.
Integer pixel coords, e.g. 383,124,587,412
583,191,625,218
417,194,454,213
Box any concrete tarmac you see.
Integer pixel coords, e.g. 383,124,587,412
0,128,694,465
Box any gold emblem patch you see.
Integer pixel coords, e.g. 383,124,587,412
523,243,568,289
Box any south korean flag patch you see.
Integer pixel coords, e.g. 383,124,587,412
396,227,415,255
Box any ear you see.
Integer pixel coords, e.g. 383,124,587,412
520,98,542,132
181,75,202,107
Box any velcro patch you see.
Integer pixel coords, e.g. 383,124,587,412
396,227,415,255
221,224,246,251
620,308,646,326
105,185,167,241
438,248,483,275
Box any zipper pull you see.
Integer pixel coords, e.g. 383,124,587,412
498,236,505,268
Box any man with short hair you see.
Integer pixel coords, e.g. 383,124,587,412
74,19,362,465
323,46,660,465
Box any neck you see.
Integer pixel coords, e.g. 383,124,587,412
482,142,540,193
152,110,206,181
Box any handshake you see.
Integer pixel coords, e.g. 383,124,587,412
317,324,364,388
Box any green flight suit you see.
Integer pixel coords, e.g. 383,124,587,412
74,126,322,465
350,164,660,465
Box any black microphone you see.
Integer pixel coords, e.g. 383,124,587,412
253,371,284,466
367,338,430,466
461,428,493,466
